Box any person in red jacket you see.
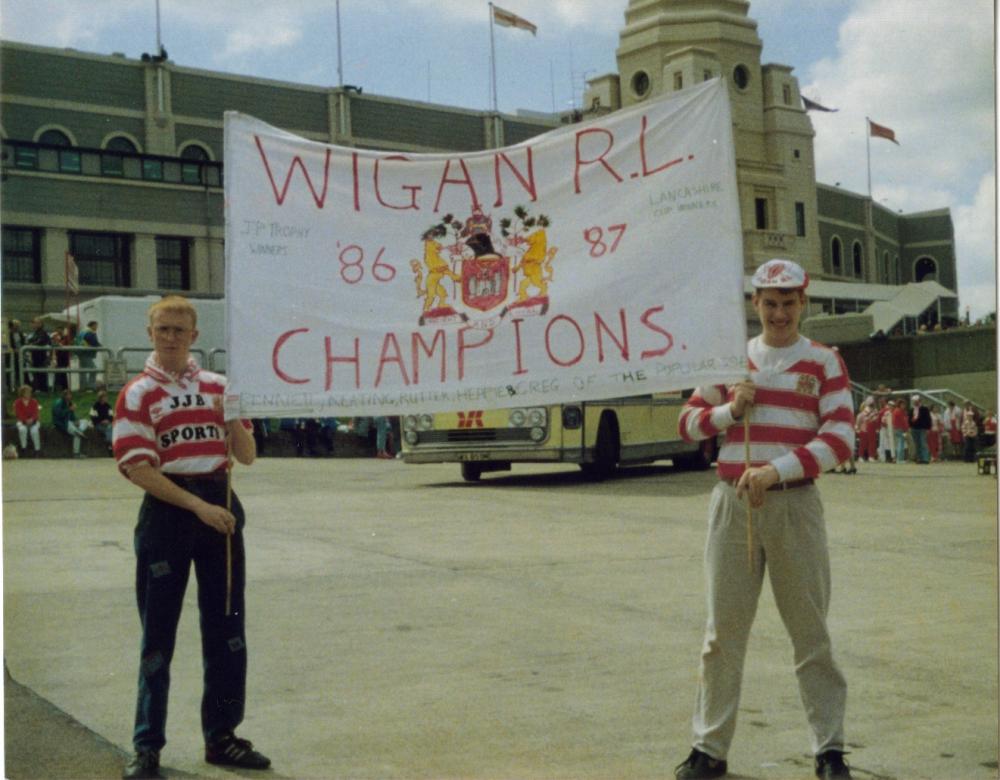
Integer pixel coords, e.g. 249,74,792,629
855,398,878,462
12,384,41,455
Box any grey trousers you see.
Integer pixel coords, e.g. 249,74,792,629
691,482,847,760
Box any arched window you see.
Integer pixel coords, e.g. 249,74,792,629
38,129,80,173
38,129,71,146
914,256,937,282
831,237,843,274
101,135,138,176
180,144,210,161
882,251,890,284
852,241,863,277
106,136,138,154
179,144,211,185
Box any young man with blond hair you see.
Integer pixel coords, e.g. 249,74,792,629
114,295,270,779
674,259,855,780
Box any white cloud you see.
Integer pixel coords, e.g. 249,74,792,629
953,172,997,319
802,0,995,316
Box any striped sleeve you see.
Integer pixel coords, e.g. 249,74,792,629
112,376,161,476
678,384,735,442
771,348,855,480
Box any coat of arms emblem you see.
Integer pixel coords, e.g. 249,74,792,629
411,205,558,329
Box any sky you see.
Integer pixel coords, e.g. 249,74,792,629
1,0,995,319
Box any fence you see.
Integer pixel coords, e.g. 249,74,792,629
5,345,227,393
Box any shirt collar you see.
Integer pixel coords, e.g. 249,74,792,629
144,353,200,384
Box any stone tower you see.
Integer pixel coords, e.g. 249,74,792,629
592,0,822,276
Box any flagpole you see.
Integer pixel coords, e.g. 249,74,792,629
489,2,498,114
336,0,343,88
865,116,872,199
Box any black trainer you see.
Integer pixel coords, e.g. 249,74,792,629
815,750,852,780
122,749,163,779
675,747,728,779
205,732,271,769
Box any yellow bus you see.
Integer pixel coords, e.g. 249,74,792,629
399,392,718,481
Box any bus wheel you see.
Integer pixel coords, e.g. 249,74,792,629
461,462,483,482
676,437,717,470
581,414,619,481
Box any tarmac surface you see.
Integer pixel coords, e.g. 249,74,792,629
2,455,997,779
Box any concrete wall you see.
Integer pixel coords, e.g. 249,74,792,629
837,326,996,408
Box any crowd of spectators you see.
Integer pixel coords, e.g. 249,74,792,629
852,387,994,467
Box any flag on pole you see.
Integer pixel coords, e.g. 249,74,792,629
492,4,537,35
802,95,837,112
65,252,79,294
869,119,899,145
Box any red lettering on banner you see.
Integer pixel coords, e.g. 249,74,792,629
434,158,480,213
254,136,331,208
573,127,623,194
457,327,493,380
373,155,421,211
510,318,528,375
493,148,537,207
324,336,361,390
595,310,630,362
639,114,687,177
272,328,311,384
638,306,674,359
352,152,361,212
412,330,446,384
545,314,585,367
374,332,411,387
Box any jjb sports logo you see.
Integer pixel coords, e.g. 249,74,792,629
410,205,559,331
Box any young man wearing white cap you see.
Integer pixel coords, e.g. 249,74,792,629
674,259,855,780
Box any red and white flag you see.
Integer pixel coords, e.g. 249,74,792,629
492,4,537,35
65,252,79,294
869,119,899,145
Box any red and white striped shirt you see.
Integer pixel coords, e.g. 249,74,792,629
679,335,855,482
113,354,250,477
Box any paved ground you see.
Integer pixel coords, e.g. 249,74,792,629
2,456,997,779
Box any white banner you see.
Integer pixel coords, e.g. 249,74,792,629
224,78,747,418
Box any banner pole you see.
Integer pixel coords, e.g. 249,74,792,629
744,414,753,572
225,442,233,617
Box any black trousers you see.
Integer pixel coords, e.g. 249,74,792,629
132,476,247,751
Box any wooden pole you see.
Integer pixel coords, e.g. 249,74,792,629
225,450,233,617
744,414,753,571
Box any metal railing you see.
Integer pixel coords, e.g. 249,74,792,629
850,380,985,414
4,345,223,393
12,344,115,392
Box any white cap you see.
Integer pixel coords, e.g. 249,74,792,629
752,258,809,290
911,394,920,402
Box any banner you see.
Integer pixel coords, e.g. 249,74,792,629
224,77,747,418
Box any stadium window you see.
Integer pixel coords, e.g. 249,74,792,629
69,231,131,287
142,158,164,181
156,237,191,290
673,72,683,90
14,146,38,169
882,251,890,283
102,137,137,175
38,129,80,173
2,226,42,283
831,237,843,273
783,84,792,105
852,241,863,276
754,197,768,230
795,202,806,237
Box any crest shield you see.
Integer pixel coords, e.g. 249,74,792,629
461,254,510,312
